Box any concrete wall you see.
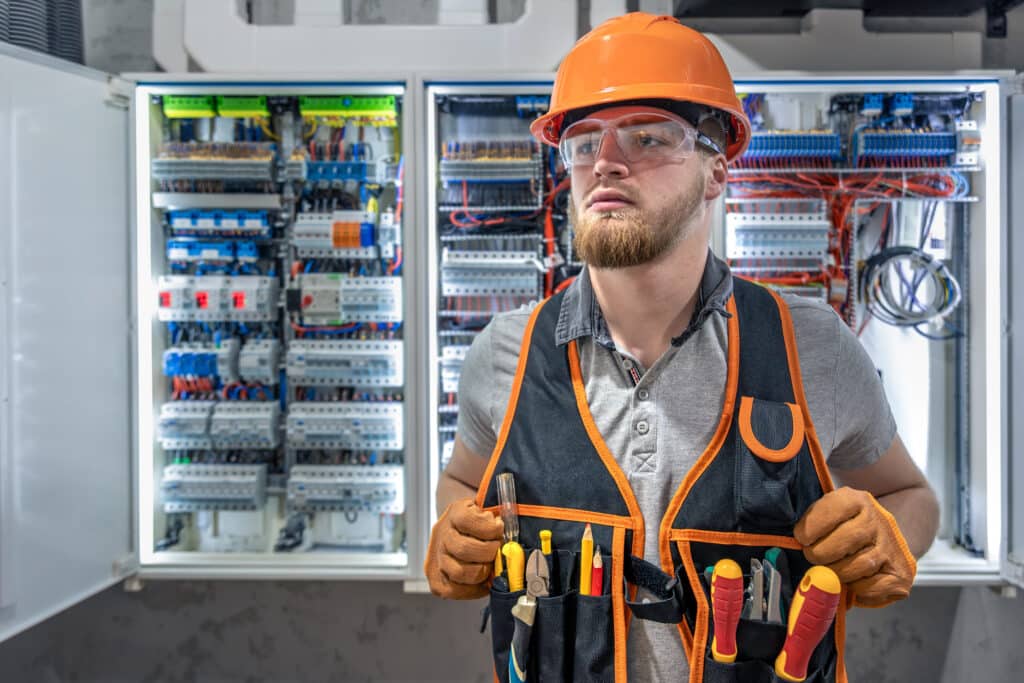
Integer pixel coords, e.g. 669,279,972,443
1,0,1020,680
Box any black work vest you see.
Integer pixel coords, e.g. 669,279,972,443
477,278,849,683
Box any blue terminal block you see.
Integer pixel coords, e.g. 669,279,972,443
861,93,884,116
234,240,260,262
515,95,550,117
742,132,842,161
856,131,957,160
167,239,236,262
891,93,914,117
306,161,369,182
167,210,271,237
162,348,182,376
163,348,219,377
360,223,375,248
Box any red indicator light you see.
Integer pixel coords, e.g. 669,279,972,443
232,291,246,309
159,291,171,307
196,291,209,309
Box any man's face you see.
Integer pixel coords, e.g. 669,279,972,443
565,105,711,269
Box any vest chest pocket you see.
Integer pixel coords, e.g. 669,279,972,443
735,397,806,532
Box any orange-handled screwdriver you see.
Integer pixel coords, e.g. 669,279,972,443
710,559,744,664
774,566,841,682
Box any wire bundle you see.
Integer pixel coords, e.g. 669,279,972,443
861,246,960,330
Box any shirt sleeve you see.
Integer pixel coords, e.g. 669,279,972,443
455,322,500,459
454,308,534,460
827,316,899,470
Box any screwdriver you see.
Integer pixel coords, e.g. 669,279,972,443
710,558,744,664
774,566,841,682
496,472,520,543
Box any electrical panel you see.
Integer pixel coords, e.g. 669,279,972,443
722,80,997,574
141,86,407,565
426,86,572,521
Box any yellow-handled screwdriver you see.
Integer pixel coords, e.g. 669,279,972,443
503,541,526,592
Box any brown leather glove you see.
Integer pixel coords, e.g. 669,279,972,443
425,498,504,600
794,487,917,608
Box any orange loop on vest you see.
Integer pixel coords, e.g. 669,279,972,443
737,395,804,463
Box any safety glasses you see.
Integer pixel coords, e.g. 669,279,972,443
558,111,721,169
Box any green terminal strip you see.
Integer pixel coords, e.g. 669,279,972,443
162,95,216,119
298,95,397,117
216,96,269,118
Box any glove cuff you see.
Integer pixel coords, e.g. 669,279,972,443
852,495,918,609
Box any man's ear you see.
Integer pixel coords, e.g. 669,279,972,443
704,154,728,201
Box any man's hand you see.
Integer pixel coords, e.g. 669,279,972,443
425,498,504,599
794,487,917,608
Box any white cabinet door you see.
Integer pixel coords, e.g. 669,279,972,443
1006,81,1024,589
0,45,135,642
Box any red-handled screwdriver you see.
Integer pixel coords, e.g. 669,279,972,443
710,559,745,664
774,566,842,682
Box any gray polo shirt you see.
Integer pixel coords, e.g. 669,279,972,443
457,251,897,682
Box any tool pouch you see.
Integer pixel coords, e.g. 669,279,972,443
679,540,840,683
487,547,614,683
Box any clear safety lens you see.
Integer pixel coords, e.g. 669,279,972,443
559,113,700,169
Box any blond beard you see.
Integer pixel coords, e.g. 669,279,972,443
571,174,706,269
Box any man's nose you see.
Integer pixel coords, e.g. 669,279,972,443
592,130,629,179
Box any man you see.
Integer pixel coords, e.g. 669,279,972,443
426,12,939,682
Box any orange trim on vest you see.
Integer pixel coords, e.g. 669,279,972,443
677,540,708,683
659,294,741,579
737,395,804,463
669,529,803,549
835,588,850,683
475,298,550,509
568,340,646,559
482,504,635,530
612,526,628,683
767,288,835,494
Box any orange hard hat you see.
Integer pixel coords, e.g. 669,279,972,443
531,12,751,162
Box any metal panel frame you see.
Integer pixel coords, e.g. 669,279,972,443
133,74,423,580
419,74,555,561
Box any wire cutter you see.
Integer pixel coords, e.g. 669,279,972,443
509,550,551,683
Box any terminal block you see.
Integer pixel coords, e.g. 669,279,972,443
210,402,281,449
239,339,281,384
741,132,842,163
854,130,957,165
162,339,240,381
152,142,275,182
441,249,541,296
157,275,278,322
167,210,271,238
287,340,404,387
161,463,268,512
293,210,378,258
340,277,402,323
286,465,404,513
158,401,215,449
167,239,235,263
286,402,404,450
440,345,469,394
